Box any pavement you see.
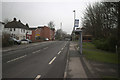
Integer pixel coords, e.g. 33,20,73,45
65,41,118,79
66,41,87,78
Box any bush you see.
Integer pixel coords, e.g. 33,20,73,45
2,32,14,47
93,36,117,52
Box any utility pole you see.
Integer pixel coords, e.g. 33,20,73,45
72,10,76,41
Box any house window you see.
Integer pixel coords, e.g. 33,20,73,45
24,29,25,33
14,28,15,31
10,28,12,31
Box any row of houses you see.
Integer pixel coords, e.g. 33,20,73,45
1,18,55,42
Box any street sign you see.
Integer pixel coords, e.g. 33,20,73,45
74,19,79,27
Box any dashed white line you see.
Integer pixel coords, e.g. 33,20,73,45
7,55,27,63
61,48,64,50
34,75,41,80
32,50,41,54
49,57,56,64
58,51,61,55
43,47,48,50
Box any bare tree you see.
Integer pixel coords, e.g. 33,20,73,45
48,21,55,29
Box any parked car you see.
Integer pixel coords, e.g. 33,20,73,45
21,39,29,44
44,38,49,41
26,39,32,43
9,37,21,45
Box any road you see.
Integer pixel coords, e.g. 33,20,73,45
2,41,69,79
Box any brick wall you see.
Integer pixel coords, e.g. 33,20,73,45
31,26,55,42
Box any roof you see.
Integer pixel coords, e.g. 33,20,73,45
0,21,5,25
5,20,29,29
29,27,37,30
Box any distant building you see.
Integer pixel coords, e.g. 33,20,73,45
4,18,32,40
81,27,92,42
30,26,55,42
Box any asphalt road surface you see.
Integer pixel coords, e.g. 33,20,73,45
2,41,69,79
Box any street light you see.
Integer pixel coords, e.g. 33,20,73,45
72,10,76,41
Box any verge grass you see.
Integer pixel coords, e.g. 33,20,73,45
82,42,118,64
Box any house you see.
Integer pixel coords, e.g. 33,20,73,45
30,26,55,42
4,18,32,40
0,21,5,34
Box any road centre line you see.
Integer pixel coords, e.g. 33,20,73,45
43,47,48,50
49,57,56,64
58,51,61,55
61,48,64,50
32,50,41,54
7,55,27,63
34,75,41,80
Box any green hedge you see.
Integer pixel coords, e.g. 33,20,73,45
93,36,117,52
2,33,14,47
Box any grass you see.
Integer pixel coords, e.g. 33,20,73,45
82,42,118,64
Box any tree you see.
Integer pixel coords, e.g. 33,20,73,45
2,32,14,47
55,29,68,40
82,2,118,52
48,21,55,29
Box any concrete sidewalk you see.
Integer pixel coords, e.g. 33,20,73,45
66,41,87,78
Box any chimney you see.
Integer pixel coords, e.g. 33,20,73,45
26,23,29,27
13,18,17,21
18,20,21,23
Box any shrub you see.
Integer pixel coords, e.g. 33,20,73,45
2,32,14,47
93,36,117,52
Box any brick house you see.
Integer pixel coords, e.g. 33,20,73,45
30,26,55,42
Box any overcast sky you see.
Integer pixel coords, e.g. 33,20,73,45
1,0,102,34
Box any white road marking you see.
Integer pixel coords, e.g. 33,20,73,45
61,48,64,50
7,55,27,63
43,47,48,50
34,75,41,80
58,51,61,55
32,50,41,54
49,57,56,64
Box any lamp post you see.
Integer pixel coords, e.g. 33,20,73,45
73,10,76,41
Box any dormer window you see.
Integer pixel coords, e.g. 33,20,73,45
14,28,15,31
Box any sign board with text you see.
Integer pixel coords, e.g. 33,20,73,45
74,19,79,27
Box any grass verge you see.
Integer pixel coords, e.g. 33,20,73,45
82,42,118,64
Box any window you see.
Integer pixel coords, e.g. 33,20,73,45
14,28,15,31
10,28,12,31
24,29,25,33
